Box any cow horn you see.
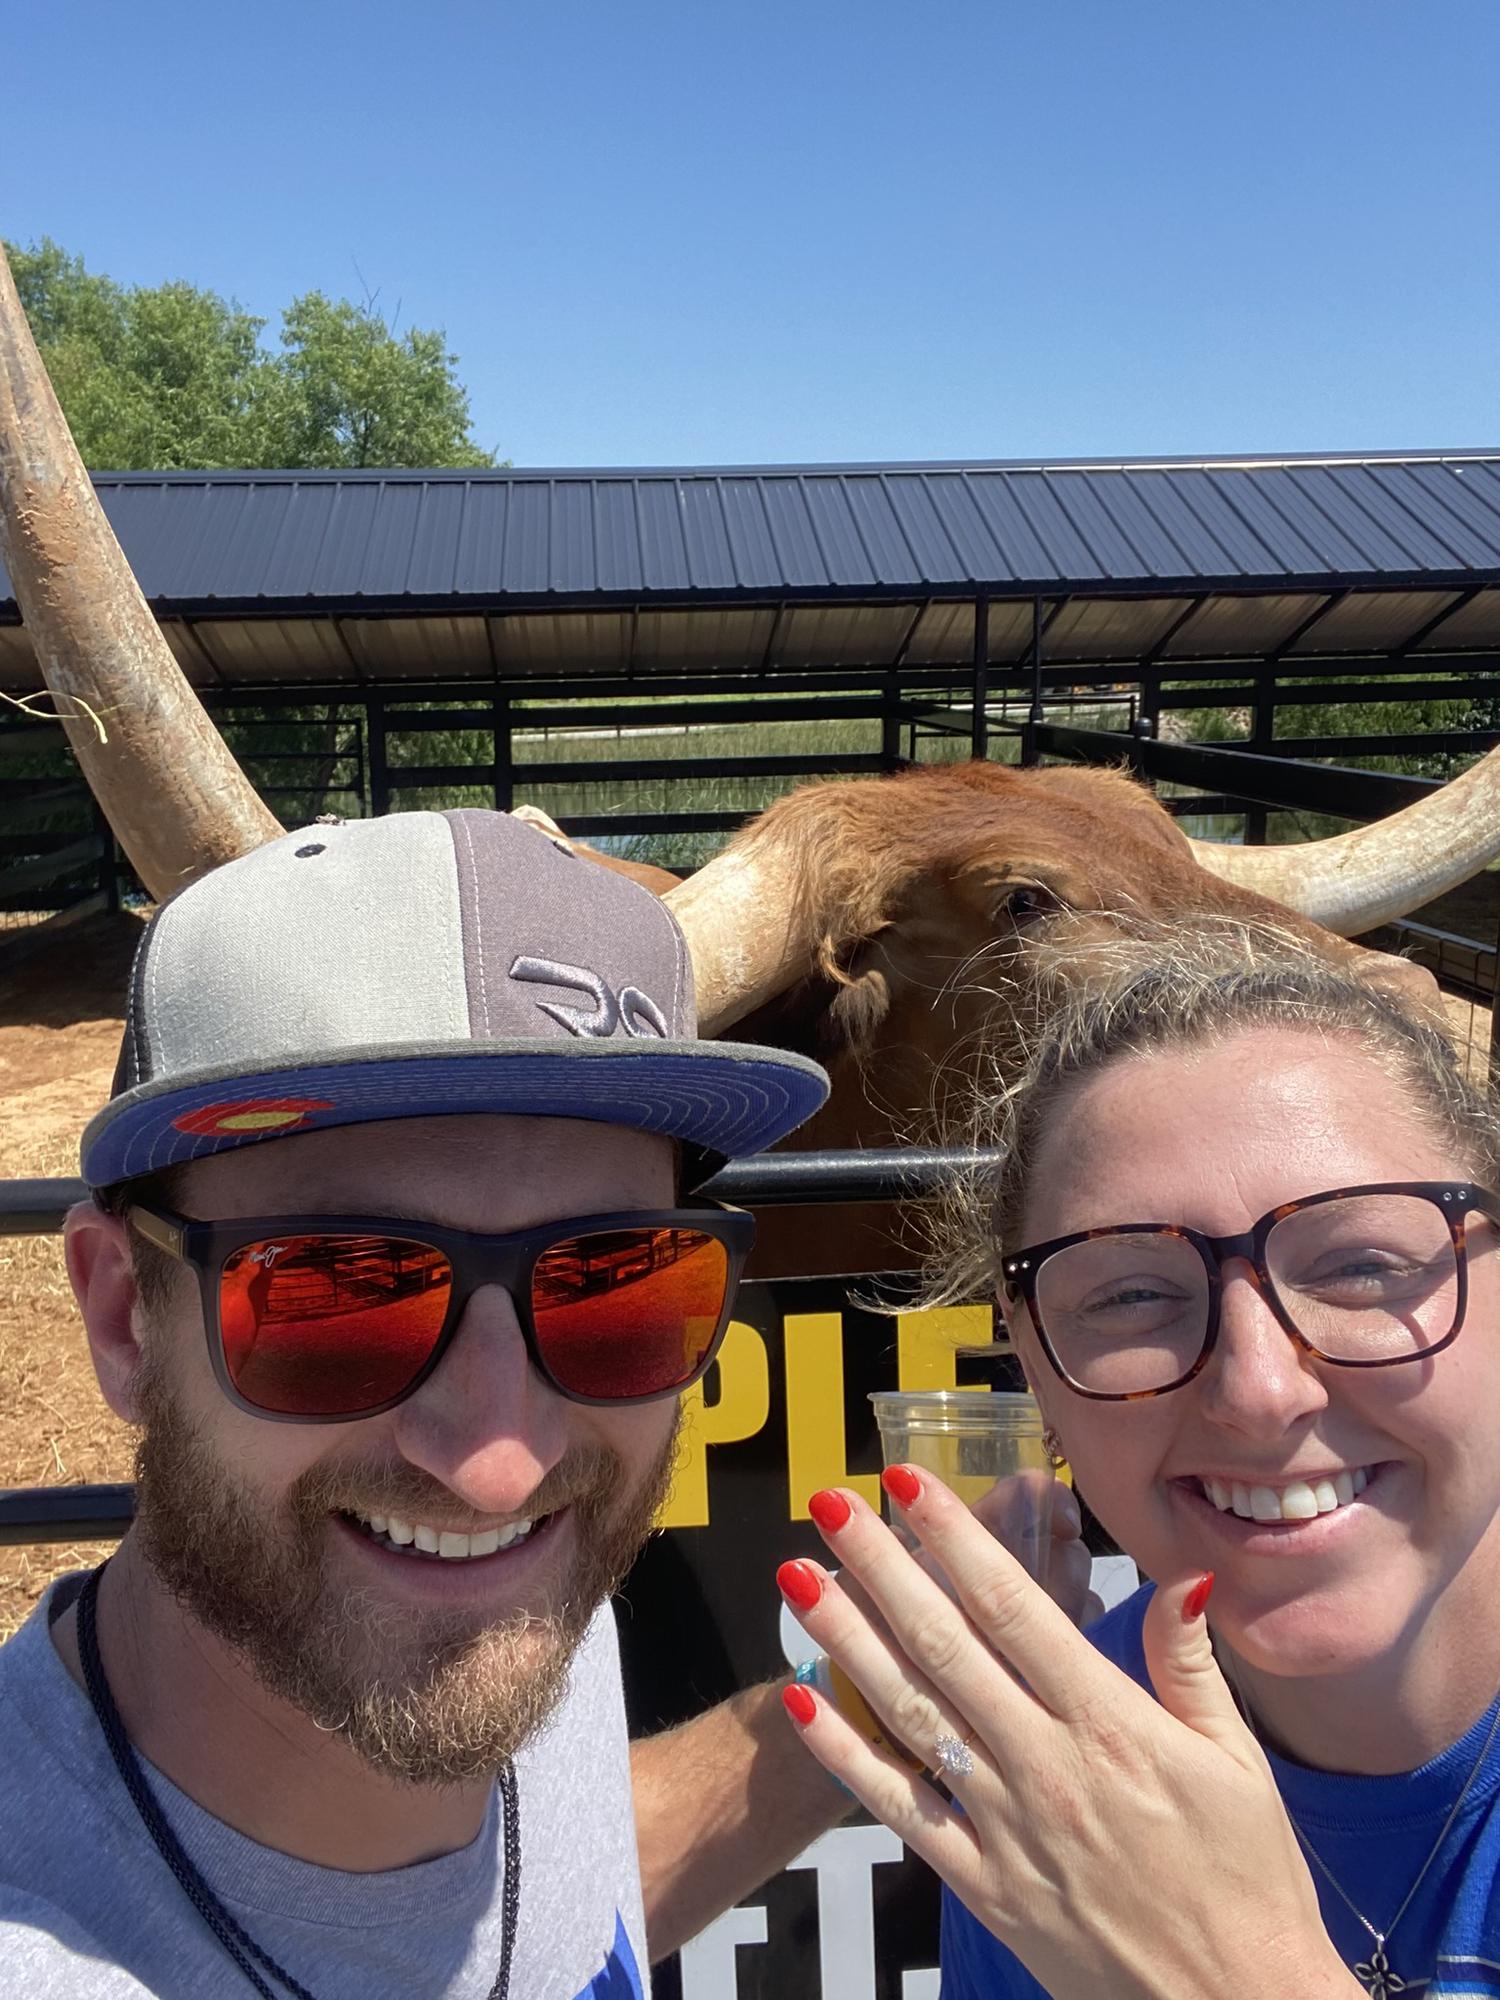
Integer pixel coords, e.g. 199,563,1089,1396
0,242,281,901
664,843,813,1034
1188,743,1500,935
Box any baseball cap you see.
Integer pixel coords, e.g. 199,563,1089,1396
81,808,830,1188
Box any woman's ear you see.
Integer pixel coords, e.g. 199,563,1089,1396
63,1203,149,1424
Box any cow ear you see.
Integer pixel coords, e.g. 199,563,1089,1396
823,931,896,1052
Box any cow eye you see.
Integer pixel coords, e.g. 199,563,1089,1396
999,884,1059,926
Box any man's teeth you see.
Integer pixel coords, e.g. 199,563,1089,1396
353,1511,535,1559
1200,1469,1370,1522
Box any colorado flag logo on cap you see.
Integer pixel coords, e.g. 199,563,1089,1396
173,1097,334,1138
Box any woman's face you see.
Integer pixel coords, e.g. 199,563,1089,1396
1005,1026,1500,1682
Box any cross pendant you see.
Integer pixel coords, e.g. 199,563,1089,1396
1353,1941,1407,1998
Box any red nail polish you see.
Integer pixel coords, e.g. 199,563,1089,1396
783,1682,817,1726
1183,1571,1215,1621
882,1464,922,1510
777,1560,823,1612
808,1488,852,1533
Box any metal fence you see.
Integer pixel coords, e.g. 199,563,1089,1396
5,651,1498,882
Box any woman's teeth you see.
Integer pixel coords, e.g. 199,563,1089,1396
349,1511,536,1559
1199,1469,1370,1522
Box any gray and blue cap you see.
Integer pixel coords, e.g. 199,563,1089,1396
81,809,829,1188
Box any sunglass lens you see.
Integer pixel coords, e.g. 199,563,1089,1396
532,1227,730,1400
220,1234,453,1416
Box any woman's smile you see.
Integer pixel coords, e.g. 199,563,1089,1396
1167,1458,1401,1557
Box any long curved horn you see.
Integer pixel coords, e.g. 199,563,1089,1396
664,843,814,1034
0,242,281,901
1188,744,1500,936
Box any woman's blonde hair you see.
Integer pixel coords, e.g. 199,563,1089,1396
920,915,1500,1308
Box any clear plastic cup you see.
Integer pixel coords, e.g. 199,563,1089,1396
869,1389,1055,1585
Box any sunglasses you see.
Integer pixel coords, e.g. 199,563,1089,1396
126,1201,753,1422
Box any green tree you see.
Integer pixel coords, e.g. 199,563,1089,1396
9,239,275,469
6,237,495,470
268,292,493,469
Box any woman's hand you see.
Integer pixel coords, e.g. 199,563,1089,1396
778,1469,1361,2000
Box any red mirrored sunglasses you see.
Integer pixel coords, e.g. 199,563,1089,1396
126,1201,753,1422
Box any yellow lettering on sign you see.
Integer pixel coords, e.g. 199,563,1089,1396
897,1304,996,1390
784,1312,883,1522
658,1320,769,1530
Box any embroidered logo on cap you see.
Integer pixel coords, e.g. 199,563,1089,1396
509,957,669,1039
173,1097,335,1137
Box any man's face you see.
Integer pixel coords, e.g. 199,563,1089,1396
125,1113,682,1783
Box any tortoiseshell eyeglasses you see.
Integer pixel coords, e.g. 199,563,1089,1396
1001,1181,1500,1402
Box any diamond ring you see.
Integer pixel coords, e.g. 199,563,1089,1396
932,1728,976,1778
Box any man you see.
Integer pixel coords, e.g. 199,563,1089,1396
0,807,1096,1997
0,807,846,1998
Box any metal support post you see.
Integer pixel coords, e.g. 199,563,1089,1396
92,802,119,912
971,596,990,761
367,695,390,818
880,671,904,770
493,688,513,812
1245,667,1276,845
1020,596,1044,767
1138,669,1161,740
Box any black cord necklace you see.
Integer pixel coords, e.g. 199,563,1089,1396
75,1564,520,2000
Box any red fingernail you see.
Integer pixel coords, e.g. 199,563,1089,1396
882,1464,922,1509
808,1488,852,1533
777,1560,823,1612
1183,1572,1215,1621
783,1682,817,1726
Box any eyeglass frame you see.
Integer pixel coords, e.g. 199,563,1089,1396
1000,1180,1500,1404
126,1199,755,1423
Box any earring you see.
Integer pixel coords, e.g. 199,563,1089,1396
1042,1427,1067,1470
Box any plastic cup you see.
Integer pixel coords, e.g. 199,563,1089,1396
869,1389,1055,1585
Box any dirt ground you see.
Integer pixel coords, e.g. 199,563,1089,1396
0,895,1495,1640
0,912,146,1637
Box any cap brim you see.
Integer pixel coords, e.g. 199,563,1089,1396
80,1039,831,1188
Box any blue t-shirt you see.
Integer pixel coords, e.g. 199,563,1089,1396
942,1585,1500,1998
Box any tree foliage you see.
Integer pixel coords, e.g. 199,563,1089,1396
7,238,495,470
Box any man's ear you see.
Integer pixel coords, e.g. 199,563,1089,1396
63,1203,148,1424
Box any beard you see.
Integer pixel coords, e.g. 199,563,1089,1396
130,1349,680,1784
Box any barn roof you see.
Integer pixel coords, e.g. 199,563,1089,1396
5,449,1500,689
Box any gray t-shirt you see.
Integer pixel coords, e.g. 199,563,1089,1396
0,1576,649,1998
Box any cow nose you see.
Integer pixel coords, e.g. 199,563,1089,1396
390,1285,570,1514
1197,1259,1329,1439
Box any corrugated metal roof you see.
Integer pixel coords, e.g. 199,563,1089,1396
4,452,1500,691
4,450,1500,614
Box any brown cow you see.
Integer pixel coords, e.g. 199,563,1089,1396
651,759,1449,1272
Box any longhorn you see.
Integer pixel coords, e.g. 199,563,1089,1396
0,240,282,900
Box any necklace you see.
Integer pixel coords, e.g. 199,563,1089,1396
1226,1648,1500,2000
75,1564,521,2000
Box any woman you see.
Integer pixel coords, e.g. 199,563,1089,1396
774,932,1500,1999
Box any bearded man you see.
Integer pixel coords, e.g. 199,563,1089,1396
0,809,846,1997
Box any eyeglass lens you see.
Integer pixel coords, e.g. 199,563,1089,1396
218,1226,730,1417
1033,1193,1460,1395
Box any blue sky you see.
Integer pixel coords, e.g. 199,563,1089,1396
9,0,1499,468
